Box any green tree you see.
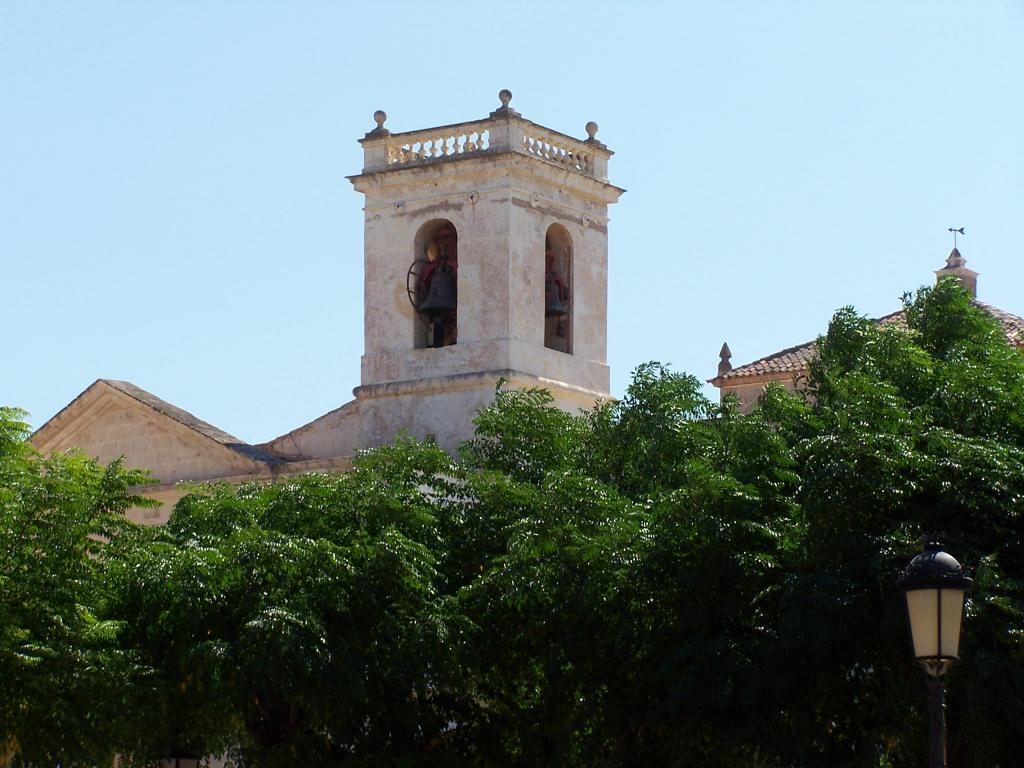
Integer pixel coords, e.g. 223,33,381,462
456,368,800,767
0,407,154,767
7,277,1020,768
108,441,478,767
758,278,1024,767
452,279,1024,767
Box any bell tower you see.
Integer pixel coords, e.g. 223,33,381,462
348,90,624,452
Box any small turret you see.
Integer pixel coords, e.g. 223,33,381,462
935,247,978,298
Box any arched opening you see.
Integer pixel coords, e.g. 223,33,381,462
544,224,572,353
410,220,458,349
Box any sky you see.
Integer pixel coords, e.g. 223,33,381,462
2,1,1022,443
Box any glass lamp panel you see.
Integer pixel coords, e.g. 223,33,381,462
939,588,965,658
905,588,939,659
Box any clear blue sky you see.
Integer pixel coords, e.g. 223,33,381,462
3,1,1022,442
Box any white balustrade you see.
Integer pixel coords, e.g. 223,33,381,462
385,125,491,167
521,128,595,176
368,114,602,180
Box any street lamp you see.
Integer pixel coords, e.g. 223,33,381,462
899,537,972,768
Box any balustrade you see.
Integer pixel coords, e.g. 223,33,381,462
384,126,490,167
364,96,606,180
522,128,594,176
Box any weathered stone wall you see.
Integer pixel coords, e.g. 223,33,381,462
259,400,361,461
719,376,802,413
31,385,263,487
350,109,622,451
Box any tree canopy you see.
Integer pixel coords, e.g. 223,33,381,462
0,408,154,767
2,278,1022,767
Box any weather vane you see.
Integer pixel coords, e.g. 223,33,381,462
948,227,965,248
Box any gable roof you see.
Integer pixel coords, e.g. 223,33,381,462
99,380,282,464
33,379,282,465
711,302,1024,386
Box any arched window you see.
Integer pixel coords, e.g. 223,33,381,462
410,220,458,349
544,224,572,353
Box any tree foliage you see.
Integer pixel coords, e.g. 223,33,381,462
106,442,474,767
0,408,154,767
765,279,1024,767
3,278,1022,766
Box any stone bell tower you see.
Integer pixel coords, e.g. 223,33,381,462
348,89,624,452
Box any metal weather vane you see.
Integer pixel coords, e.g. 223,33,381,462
948,227,965,248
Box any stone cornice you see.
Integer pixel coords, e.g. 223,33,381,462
349,151,625,206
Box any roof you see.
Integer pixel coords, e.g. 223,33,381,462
35,379,282,465
976,300,1024,346
101,380,283,464
712,302,1024,385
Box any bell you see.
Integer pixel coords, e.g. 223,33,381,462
545,277,568,317
418,268,457,314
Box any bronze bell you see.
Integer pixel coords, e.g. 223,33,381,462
545,277,568,317
419,268,457,314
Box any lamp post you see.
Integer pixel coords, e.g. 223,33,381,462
898,537,972,768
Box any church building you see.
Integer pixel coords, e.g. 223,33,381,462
711,247,1024,410
30,91,624,523
31,91,1023,519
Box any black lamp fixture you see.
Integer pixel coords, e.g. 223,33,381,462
899,536,972,768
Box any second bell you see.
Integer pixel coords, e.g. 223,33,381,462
419,268,457,314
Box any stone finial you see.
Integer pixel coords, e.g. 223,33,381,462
718,342,733,376
935,247,979,298
365,109,390,138
490,88,521,118
584,120,606,148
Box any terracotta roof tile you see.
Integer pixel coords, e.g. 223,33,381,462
712,303,1024,384
976,301,1024,346
712,339,818,382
